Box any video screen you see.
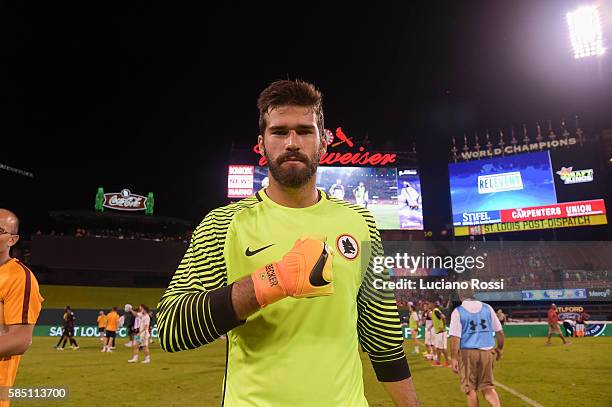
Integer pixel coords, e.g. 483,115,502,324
228,165,423,230
449,151,558,226
396,169,424,229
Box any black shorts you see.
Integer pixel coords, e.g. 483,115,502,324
105,330,116,338
63,328,75,337
99,328,105,333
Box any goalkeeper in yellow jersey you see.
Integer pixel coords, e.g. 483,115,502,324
157,80,419,406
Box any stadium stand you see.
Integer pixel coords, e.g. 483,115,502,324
22,211,193,287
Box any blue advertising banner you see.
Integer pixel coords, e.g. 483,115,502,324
521,289,587,301
475,291,523,301
586,288,611,300
453,210,502,226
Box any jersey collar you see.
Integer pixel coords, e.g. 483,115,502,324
256,188,328,211
0,258,16,269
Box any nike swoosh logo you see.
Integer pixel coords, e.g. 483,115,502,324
245,244,274,257
309,247,330,287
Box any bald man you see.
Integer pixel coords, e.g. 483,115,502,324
0,209,44,406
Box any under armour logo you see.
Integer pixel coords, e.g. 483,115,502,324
468,319,488,331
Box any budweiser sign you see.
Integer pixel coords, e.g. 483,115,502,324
103,189,147,211
252,127,397,167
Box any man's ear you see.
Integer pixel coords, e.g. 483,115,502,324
9,235,19,248
257,135,265,156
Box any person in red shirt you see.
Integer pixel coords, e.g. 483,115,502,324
575,310,589,337
546,304,569,345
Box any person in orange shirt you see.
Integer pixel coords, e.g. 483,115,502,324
101,307,119,352
0,209,44,406
97,310,107,343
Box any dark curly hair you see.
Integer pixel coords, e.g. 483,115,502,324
257,79,324,137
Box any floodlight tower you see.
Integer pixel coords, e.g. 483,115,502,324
567,5,605,59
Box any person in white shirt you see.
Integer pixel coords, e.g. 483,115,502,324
449,288,504,407
353,182,368,208
128,304,151,364
329,178,345,200
408,304,420,354
562,318,576,338
423,302,435,360
399,181,421,209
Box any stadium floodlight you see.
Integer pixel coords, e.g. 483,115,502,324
567,6,605,59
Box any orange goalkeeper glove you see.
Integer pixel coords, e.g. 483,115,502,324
251,236,334,307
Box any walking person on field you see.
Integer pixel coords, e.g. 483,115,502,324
545,304,569,346
128,305,151,364
450,288,505,407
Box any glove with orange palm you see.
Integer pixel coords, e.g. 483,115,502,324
251,236,334,307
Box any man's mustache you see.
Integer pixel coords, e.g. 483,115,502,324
276,153,310,164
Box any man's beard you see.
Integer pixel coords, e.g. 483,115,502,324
266,149,320,188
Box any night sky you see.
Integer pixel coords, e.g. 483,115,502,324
3,0,611,234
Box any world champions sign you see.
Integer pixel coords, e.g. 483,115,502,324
451,119,586,163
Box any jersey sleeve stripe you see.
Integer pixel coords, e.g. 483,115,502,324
157,196,259,353
16,260,32,324
327,197,410,381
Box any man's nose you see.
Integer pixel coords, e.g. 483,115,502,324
285,130,300,150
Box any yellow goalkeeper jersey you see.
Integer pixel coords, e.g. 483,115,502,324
157,189,408,406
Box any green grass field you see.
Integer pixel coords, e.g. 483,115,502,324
369,204,400,229
13,337,612,406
